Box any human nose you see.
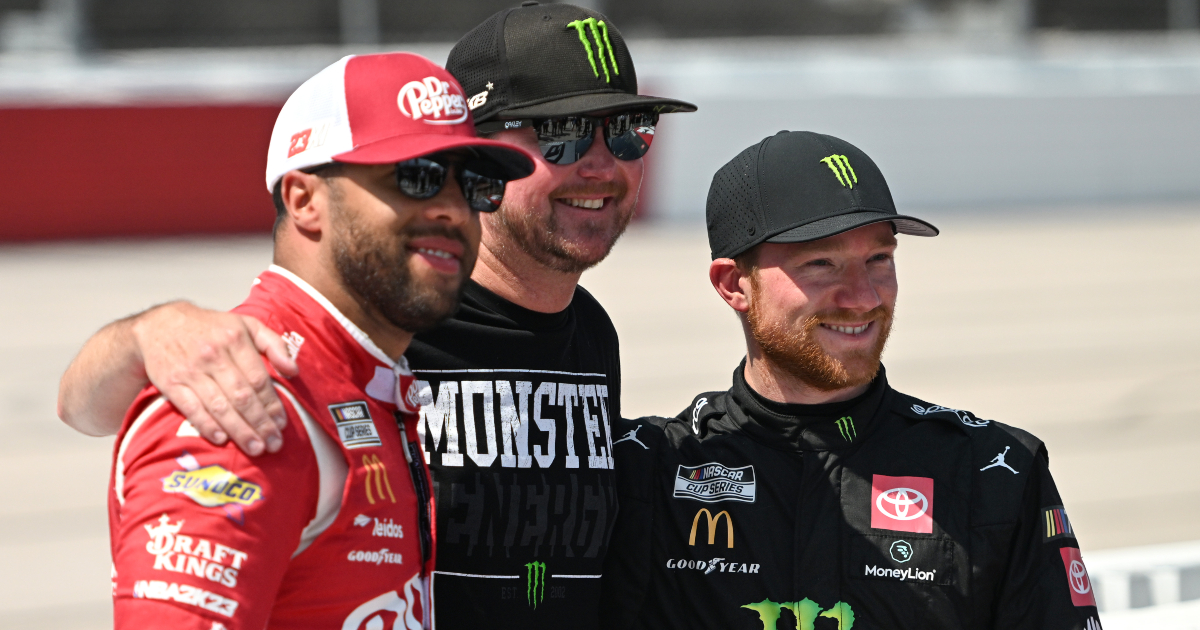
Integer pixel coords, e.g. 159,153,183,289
572,127,618,180
422,171,474,226
836,263,884,313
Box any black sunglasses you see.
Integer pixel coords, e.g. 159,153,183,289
394,155,507,213
477,111,659,165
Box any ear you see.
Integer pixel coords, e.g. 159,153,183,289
710,258,751,314
279,170,326,234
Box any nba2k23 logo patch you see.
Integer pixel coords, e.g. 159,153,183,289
566,18,619,83
870,474,933,534
329,401,382,449
674,463,756,503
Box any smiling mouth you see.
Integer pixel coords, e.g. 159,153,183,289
559,197,605,209
821,322,871,335
413,246,456,260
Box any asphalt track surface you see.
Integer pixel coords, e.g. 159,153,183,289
1,206,1197,627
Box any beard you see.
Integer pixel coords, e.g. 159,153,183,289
329,197,473,334
745,284,893,392
490,180,635,274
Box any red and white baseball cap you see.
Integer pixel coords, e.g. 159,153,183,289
265,52,535,192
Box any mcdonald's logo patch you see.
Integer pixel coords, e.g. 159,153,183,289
820,154,858,189
162,465,264,508
1044,505,1075,542
330,401,382,449
362,454,395,505
689,508,734,548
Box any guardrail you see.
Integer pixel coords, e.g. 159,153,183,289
1088,540,1200,612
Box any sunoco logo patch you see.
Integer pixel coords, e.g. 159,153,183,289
162,465,263,508
329,401,382,449
673,463,756,503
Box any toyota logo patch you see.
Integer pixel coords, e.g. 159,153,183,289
870,474,934,534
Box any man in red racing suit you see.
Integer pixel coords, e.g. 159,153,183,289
106,51,535,630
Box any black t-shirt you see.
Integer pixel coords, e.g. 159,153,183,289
406,280,621,630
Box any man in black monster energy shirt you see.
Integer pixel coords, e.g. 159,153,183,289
54,4,695,629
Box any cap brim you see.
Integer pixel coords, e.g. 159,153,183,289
333,134,536,181
490,91,697,120
766,211,939,244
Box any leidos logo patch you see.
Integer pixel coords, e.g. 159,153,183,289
162,465,264,508
566,18,619,83
870,474,933,534
330,401,382,449
674,463,756,503
397,77,467,125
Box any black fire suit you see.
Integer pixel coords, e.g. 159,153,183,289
601,363,1102,630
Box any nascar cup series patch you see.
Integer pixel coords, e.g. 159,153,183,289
673,462,756,503
329,401,383,449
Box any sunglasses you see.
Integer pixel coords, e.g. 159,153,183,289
394,155,507,213
478,111,659,165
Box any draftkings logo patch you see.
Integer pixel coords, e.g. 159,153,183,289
674,463,756,503
330,401,383,449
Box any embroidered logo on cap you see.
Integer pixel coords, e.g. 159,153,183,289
397,77,468,125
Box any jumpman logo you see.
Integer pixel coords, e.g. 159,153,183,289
980,446,1018,474
613,425,648,450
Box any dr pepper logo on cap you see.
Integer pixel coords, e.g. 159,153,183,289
397,76,467,125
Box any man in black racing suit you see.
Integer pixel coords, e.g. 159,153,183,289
601,131,1102,630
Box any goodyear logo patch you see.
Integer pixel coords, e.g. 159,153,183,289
673,462,756,503
329,401,382,449
162,465,263,508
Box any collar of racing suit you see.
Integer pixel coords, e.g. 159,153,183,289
725,359,891,452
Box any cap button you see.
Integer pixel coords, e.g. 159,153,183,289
521,1,539,5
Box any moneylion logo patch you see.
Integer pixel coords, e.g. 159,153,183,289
820,154,858,189
743,598,854,630
835,416,856,442
674,462,756,503
525,561,546,609
566,18,619,83
162,465,263,508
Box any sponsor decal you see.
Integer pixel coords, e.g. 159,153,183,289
980,446,1019,474
341,575,425,630
362,454,396,505
1060,547,1097,607
689,508,734,548
1085,616,1103,630
133,579,238,617
162,465,264,508
144,514,247,588
397,76,468,125
666,558,760,574
835,416,856,442
864,564,938,582
691,397,708,435
354,514,372,528
176,420,200,438
525,561,546,609
468,90,488,110
371,518,404,539
910,403,989,427
612,424,647,449
871,474,933,534
820,154,858,189
889,540,913,563
330,401,383,449
210,623,227,630
347,548,403,565
1044,505,1075,542
742,599,854,630
565,18,620,83
674,463,756,503
288,129,311,157
281,331,305,359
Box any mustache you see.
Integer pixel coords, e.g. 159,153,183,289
812,304,893,327
400,224,471,249
550,181,628,200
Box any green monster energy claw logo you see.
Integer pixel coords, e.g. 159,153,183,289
566,18,620,82
525,561,546,609
742,598,855,630
835,416,856,442
820,154,858,189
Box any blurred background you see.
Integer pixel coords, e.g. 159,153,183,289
1,0,1198,628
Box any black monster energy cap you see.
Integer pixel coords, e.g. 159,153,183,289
706,131,940,260
447,1,696,125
